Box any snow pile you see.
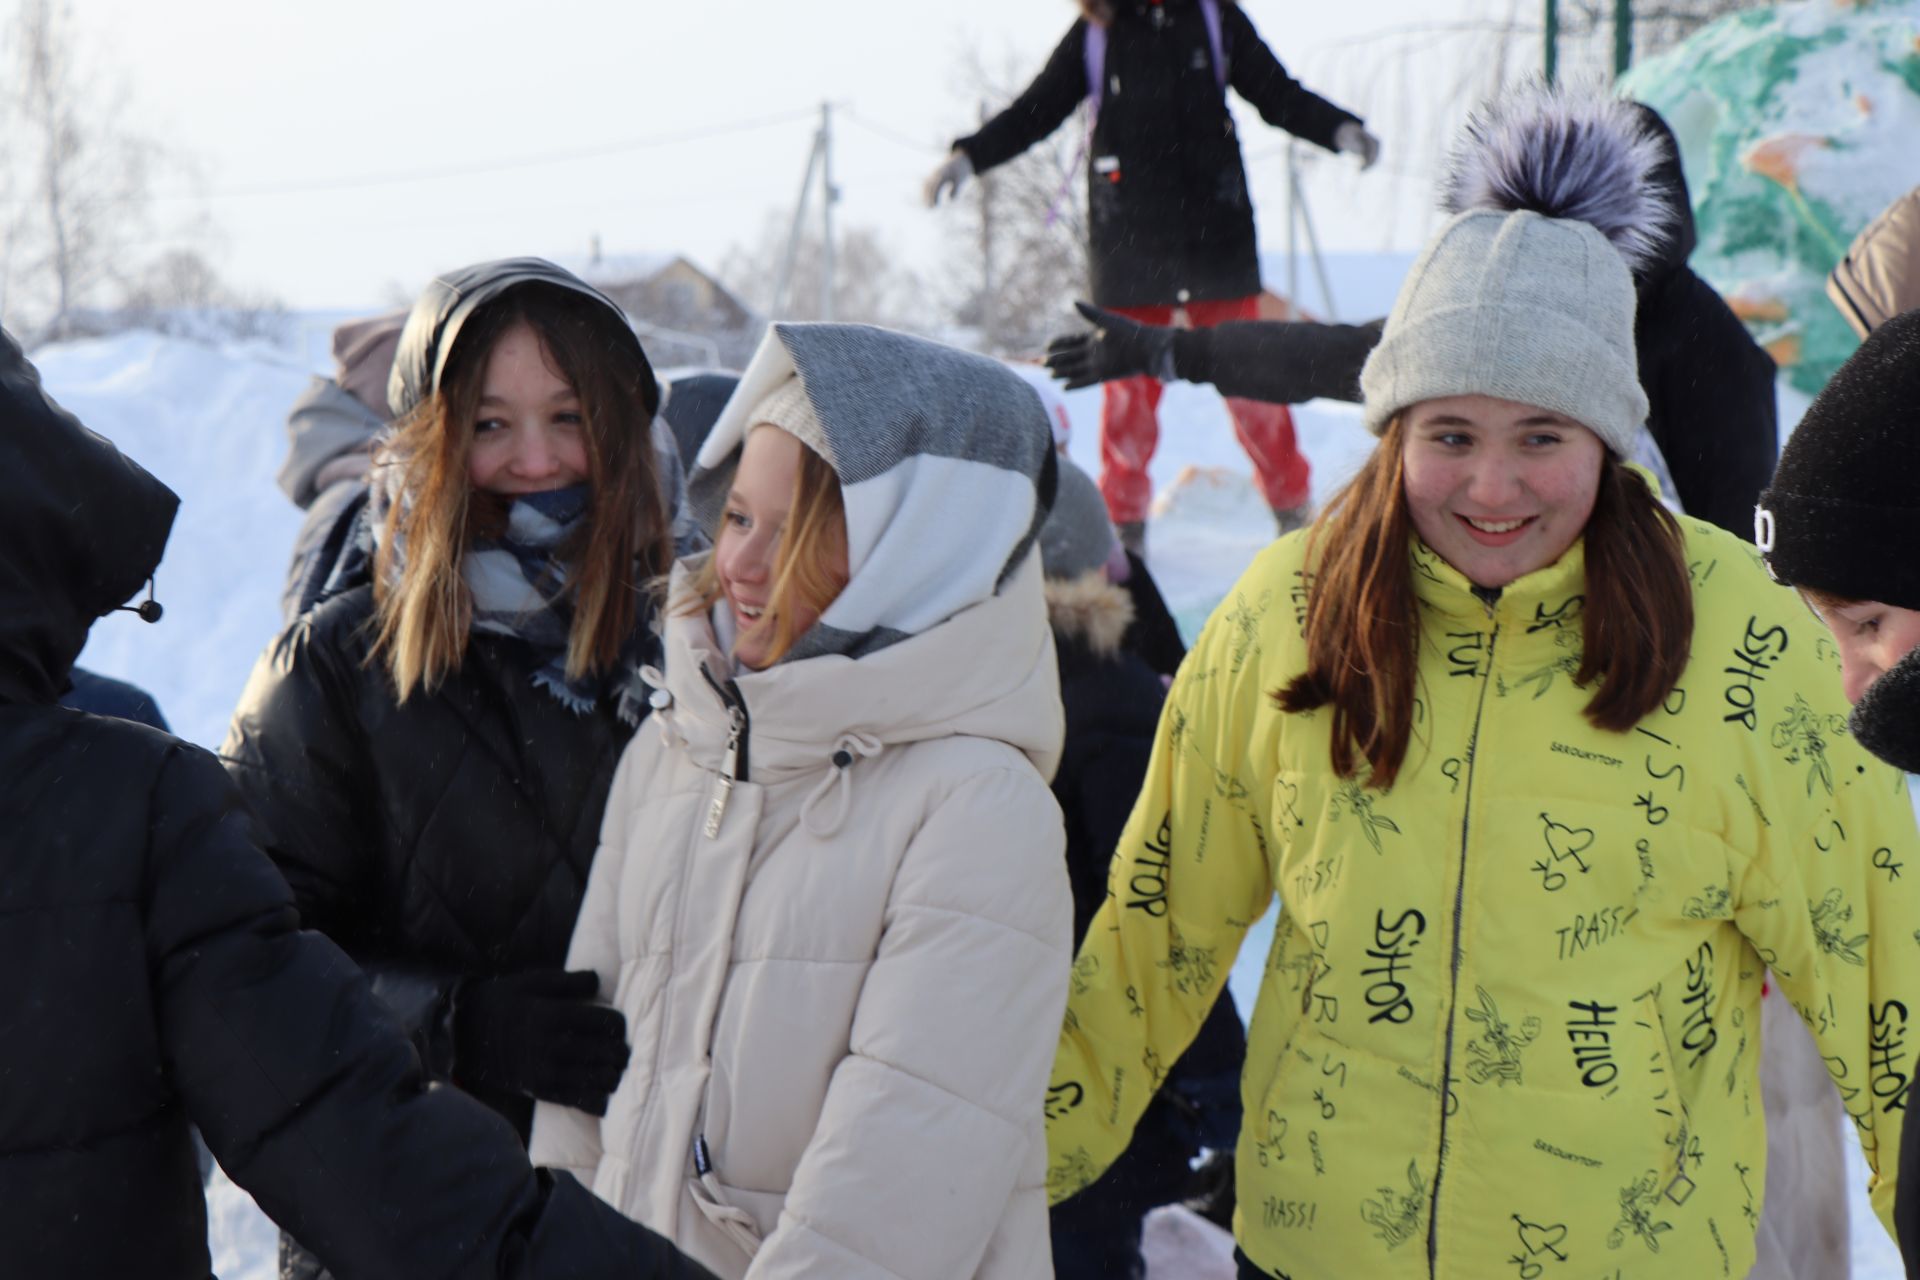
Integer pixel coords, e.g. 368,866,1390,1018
1619,0,1920,393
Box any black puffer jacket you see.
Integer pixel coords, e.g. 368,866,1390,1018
0,326,710,1280
956,0,1360,309
223,258,666,1144
222,584,633,1138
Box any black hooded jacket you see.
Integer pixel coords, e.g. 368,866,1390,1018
956,0,1360,309
1148,105,1778,539
0,327,710,1280
221,259,659,1144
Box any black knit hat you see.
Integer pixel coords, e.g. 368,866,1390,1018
1756,308,1920,611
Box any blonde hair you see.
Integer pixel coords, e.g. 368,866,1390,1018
370,284,670,701
680,436,847,667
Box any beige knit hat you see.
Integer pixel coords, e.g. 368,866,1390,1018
1359,208,1646,456
746,375,831,464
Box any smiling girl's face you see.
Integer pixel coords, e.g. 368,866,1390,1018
465,321,589,496
714,425,849,670
1400,393,1607,589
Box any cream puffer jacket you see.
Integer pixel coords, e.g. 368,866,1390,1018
531,552,1072,1280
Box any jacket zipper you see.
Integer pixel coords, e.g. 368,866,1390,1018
1425,619,1498,1275
699,668,752,839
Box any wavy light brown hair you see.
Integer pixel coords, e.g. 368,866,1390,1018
371,284,671,701
1276,416,1693,788
679,431,848,668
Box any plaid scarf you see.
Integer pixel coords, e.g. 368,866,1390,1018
461,484,654,722
363,417,702,723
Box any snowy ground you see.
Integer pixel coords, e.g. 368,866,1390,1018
28,327,1904,1277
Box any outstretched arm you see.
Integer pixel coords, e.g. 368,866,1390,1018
149,744,711,1280
1047,301,1383,404
1222,6,1361,153
951,23,1089,175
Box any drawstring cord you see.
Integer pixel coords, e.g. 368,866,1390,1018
639,665,687,752
800,732,885,837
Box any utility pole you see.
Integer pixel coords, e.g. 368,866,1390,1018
770,102,840,321
1544,0,1559,85
1614,0,1634,76
771,129,822,320
820,102,838,322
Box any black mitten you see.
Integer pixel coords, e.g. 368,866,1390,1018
1044,301,1176,390
452,969,630,1115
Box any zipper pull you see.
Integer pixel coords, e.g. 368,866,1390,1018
704,708,744,839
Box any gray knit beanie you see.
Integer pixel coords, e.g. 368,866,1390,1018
1360,210,1646,454
1038,456,1117,580
1360,86,1668,455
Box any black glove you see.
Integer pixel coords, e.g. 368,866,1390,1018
452,969,630,1115
1044,300,1177,390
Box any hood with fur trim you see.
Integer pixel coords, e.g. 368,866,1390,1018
1044,570,1135,660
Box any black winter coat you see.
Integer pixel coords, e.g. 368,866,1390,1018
221,583,634,1141
0,326,708,1280
956,0,1359,309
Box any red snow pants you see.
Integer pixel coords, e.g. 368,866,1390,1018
1098,295,1310,524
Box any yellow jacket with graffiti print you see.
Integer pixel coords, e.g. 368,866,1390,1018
1046,517,1920,1278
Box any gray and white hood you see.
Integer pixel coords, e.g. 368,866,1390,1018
689,322,1057,663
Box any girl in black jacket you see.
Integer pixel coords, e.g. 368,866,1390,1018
222,258,689,1278
927,0,1377,545
0,324,709,1280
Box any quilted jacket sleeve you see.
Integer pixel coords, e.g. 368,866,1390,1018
1045,588,1277,1203
151,741,714,1280
1732,714,1920,1240
744,765,1072,1280
220,604,460,1071
1722,586,1920,1241
149,742,547,1280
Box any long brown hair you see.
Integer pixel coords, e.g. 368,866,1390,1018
371,283,671,701
679,432,848,668
1276,417,1693,787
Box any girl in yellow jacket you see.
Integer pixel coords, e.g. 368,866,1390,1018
1046,86,1920,1279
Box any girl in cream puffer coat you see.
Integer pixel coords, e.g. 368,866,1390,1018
531,323,1074,1280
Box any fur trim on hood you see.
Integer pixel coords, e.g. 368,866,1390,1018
1441,83,1677,280
1045,570,1136,659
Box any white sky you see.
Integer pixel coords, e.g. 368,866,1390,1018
48,0,1578,312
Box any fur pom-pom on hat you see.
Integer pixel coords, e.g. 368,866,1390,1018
1359,84,1660,452
1442,83,1677,280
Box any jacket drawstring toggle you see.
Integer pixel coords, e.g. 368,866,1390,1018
704,707,746,839
801,732,885,837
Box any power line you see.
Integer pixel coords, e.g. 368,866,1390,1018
154,106,821,203
840,107,942,155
